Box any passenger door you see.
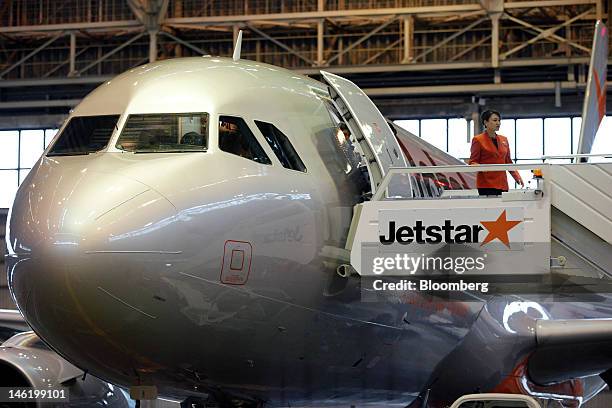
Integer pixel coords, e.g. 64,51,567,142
320,71,407,195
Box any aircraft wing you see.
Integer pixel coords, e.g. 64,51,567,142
528,318,612,386
0,331,131,405
577,21,608,157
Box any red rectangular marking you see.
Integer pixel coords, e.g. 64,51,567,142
220,240,252,285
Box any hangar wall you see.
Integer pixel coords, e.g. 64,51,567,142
0,0,610,124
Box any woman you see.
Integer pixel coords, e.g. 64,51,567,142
469,110,524,196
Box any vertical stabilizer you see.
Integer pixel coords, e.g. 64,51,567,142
233,30,243,62
577,21,608,158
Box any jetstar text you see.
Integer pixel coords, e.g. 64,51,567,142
380,220,484,245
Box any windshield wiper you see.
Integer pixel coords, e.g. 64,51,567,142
46,151,90,156
133,149,207,154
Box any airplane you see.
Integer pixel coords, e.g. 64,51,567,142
3,21,610,408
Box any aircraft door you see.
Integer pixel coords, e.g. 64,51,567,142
320,71,407,194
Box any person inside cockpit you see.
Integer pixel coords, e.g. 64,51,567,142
219,120,245,156
181,131,204,146
220,120,255,158
137,128,165,150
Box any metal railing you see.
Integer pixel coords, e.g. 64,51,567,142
373,163,545,201
542,153,612,160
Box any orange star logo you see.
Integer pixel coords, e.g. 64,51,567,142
480,210,522,248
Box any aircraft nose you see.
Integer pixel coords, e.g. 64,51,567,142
7,163,179,381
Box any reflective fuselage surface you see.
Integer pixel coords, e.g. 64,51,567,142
5,57,611,407
6,57,480,405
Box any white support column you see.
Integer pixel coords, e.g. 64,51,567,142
578,64,586,84
402,15,414,63
130,0,168,63
472,110,481,136
595,0,602,21
317,19,324,66
149,30,158,63
554,81,562,107
69,32,76,76
491,13,500,68
317,0,324,65
483,0,503,68
565,17,571,57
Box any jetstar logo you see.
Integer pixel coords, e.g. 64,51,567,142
380,210,522,248
594,70,606,124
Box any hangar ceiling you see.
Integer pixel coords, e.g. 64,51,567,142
0,0,610,126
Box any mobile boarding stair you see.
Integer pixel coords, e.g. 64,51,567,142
319,66,612,280
342,156,612,281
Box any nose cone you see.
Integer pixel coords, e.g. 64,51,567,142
7,157,179,384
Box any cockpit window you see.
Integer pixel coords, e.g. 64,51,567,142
255,121,306,172
218,116,271,165
117,113,208,153
48,115,119,156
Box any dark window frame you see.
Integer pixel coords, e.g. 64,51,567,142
254,120,307,173
47,115,120,156
116,112,209,153
218,115,272,165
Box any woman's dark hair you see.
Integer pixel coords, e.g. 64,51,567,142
481,109,501,125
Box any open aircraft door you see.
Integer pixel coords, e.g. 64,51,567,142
320,71,407,195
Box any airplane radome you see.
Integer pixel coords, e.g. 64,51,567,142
6,53,612,408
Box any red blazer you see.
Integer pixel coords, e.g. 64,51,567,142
468,132,522,190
